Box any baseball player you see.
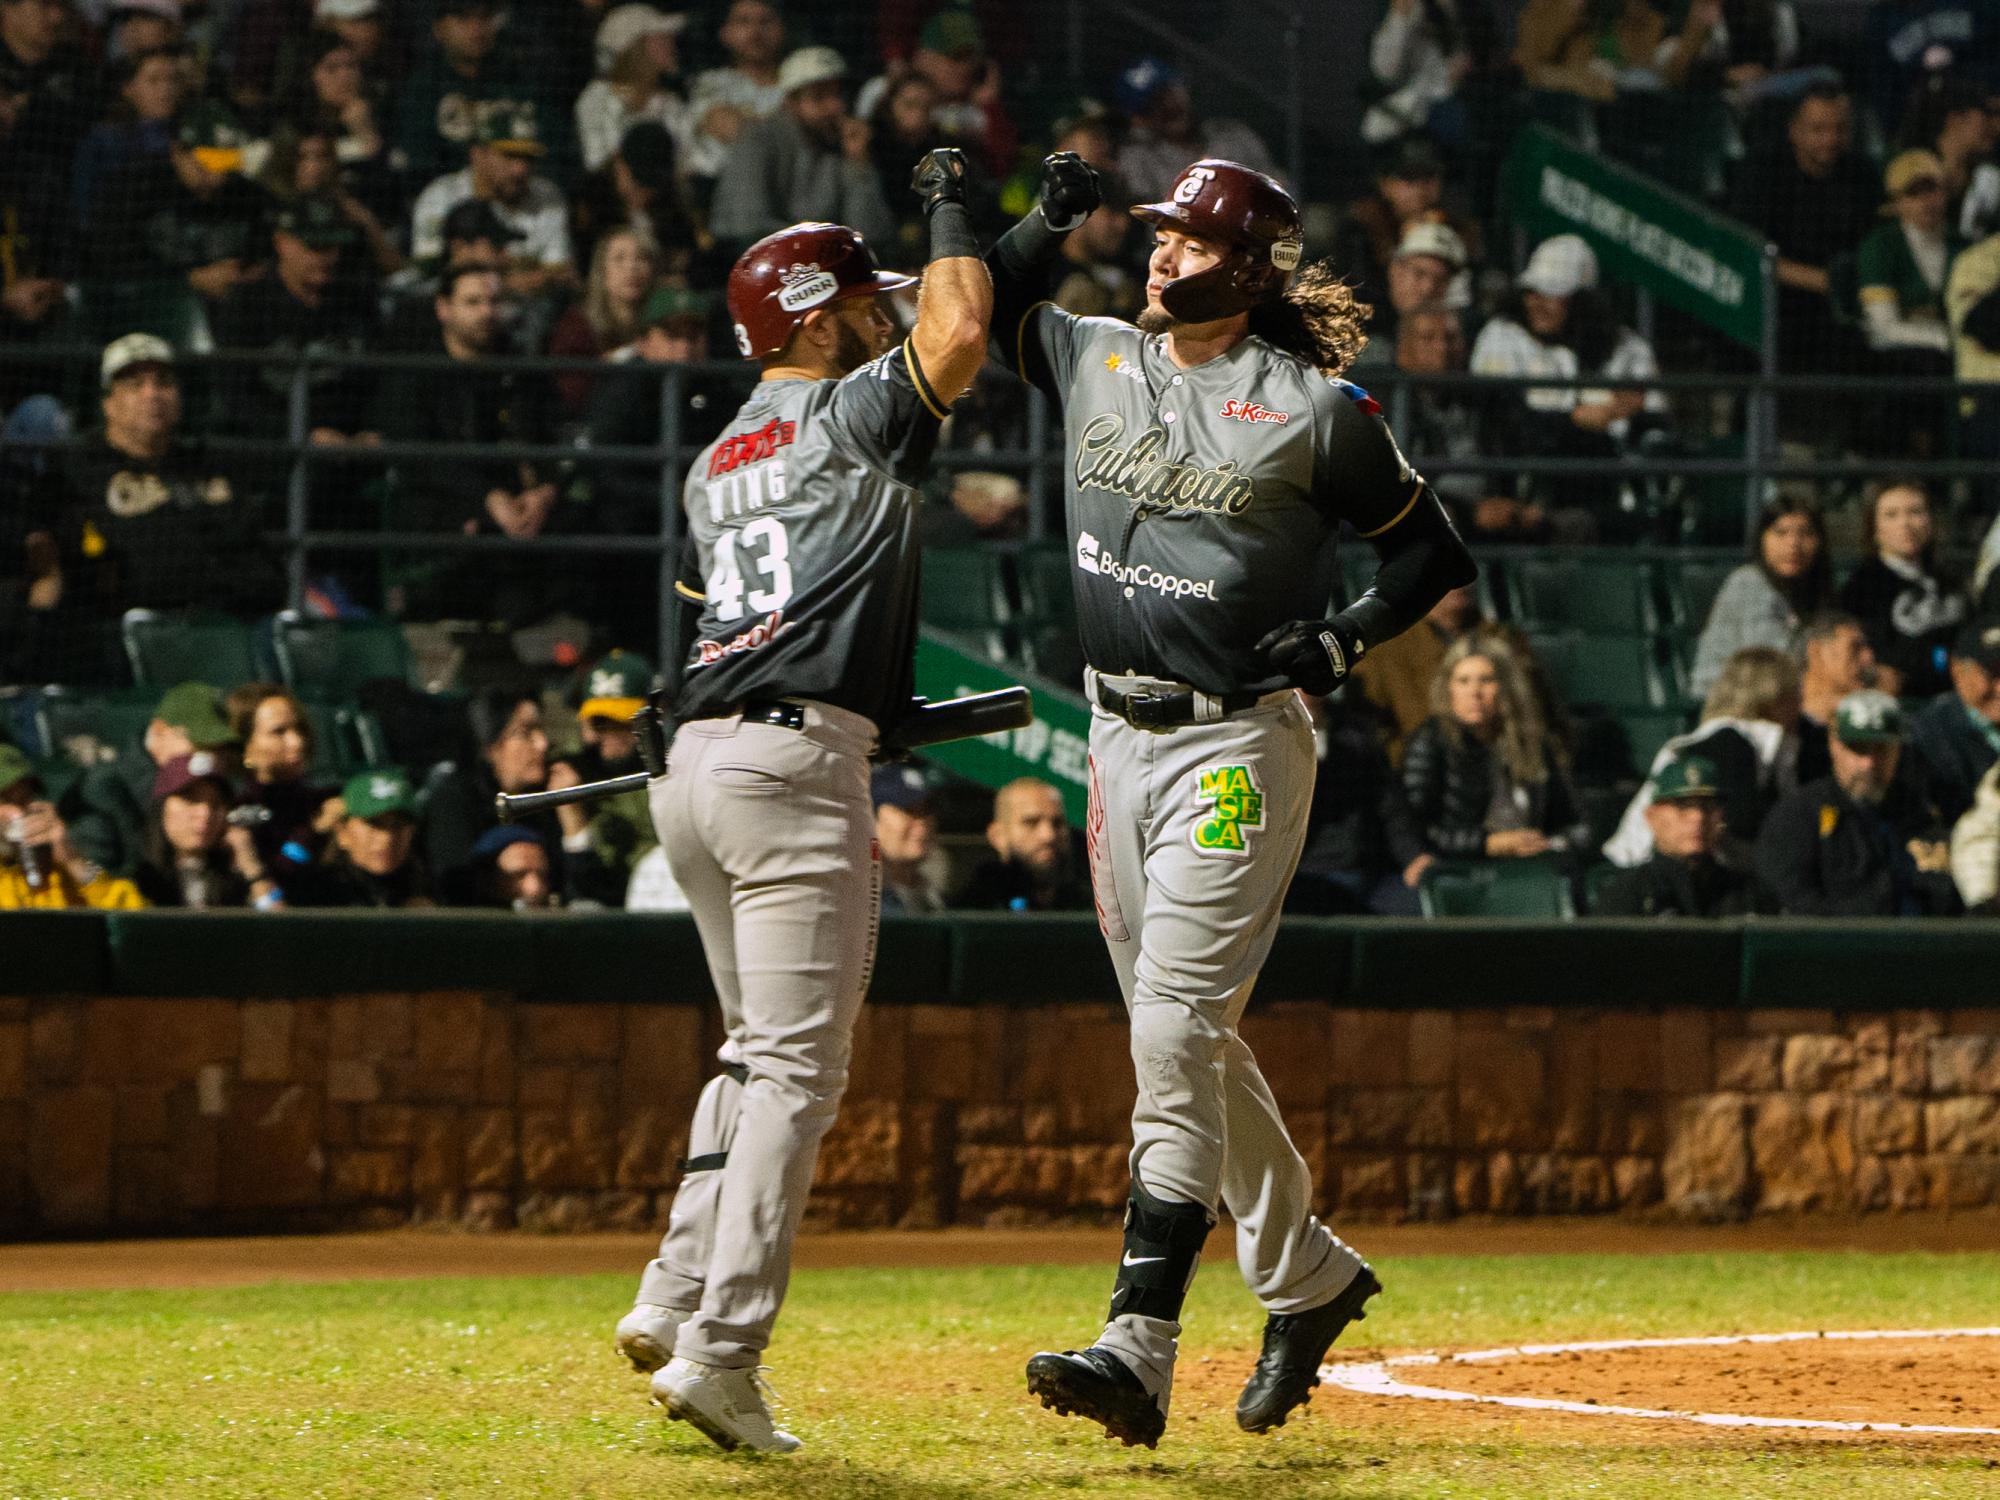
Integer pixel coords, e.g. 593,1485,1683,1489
988,156,1477,1446
611,152,993,1454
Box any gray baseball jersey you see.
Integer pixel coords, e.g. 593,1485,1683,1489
1012,305,1426,695
674,338,949,732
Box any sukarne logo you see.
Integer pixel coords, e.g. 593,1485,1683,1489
1220,399,1289,425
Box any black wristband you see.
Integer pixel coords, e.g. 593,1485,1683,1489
927,200,978,262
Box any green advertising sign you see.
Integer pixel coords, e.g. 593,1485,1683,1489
912,630,1092,824
1505,126,1770,350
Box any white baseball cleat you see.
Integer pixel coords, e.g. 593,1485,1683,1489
650,1356,802,1454
614,1303,688,1374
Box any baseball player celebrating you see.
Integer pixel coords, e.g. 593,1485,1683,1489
988,156,1477,1446
611,152,992,1455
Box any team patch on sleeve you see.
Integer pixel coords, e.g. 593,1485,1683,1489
1330,377,1382,416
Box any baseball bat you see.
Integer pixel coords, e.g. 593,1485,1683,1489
493,688,1034,823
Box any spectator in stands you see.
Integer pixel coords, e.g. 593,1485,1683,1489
298,767,430,907
1353,221,1467,370
0,47,74,402
261,126,401,278
1049,175,1143,321
866,72,949,271
106,0,182,61
1909,619,2000,822
1334,137,1479,316
576,5,688,174
1862,0,1995,135
380,197,518,350
134,751,281,908
1469,234,1667,541
1604,645,1800,868
1402,631,1588,862
1836,478,1967,697
857,11,1015,179
280,30,398,227
468,823,557,910
1950,227,2000,482
873,764,945,913
1,0,90,176
1855,150,1965,374
955,778,1090,912
225,682,336,892
684,0,786,186
1513,0,1670,102
574,120,716,283
314,0,389,73
1364,0,1495,147
1380,302,1504,534
392,0,536,188
1350,580,1481,759
1690,497,1831,696
57,679,238,877
0,744,146,909
1902,75,1999,238
410,106,575,310
210,197,381,447
1116,56,1281,203
1289,699,1430,915
708,46,897,253
1650,0,1804,100
26,335,276,662
1756,689,1957,915
1796,612,1878,786
1950,755,2000,909
369,266,564,619
1595,754,1762,916
549,227,660,420
1730,82,1877,376
548,649,657,905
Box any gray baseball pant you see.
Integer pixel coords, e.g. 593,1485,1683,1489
1081,681,1368,1392
636,702,881,1370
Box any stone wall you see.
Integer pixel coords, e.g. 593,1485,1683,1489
5,994,1999,1237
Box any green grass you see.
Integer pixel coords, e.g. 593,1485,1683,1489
3,1252,1999,1499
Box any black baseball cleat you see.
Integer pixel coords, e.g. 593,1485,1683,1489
1025,1346,1167,1449
1235,1265,1383,1434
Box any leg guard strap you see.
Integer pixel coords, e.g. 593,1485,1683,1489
1108,1182,1215,1324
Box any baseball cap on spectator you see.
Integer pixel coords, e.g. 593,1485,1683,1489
273,197,360,250
618,120,679,191
477,106,545,156
470,822,545,862
596,5,686,72
342,768,419,820
871,764,933,814
152,750,232,804
178,101,249,175
101,332,176,390
1518,234,1598,298
1834,690,1906,746
442,199,524,247
316,0,381,16
0,744,35,800
1881,148,1945,210
1393,221,1466,271
1115,57,1181,115
1649,753,1721,802
155,682,238,749
644,285,713,330
918,9,983,58
1951,619,2000,672
777,46,847,96
576,651,653,723
1384,136,1446,182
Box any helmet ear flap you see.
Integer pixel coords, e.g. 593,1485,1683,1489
1156,250,1285,323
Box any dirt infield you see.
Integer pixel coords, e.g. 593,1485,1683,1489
5,1212,2000,1292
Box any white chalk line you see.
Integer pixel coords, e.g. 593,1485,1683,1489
1322,1327,2000,1436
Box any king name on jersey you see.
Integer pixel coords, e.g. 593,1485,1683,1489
1074,412,1256,517
704,417,797,520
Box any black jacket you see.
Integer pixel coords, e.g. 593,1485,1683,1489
1299,708,1425,882
291,852,431,909
1835,556,1966,699
955,850,1093,912
1754,771,1957,917
1401,715,1587,859
1594,854,1760,918
1906,692,2000,825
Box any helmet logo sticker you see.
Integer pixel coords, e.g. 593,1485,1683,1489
777,263,840,311
1172,165,1216,205
1270,239,1303,271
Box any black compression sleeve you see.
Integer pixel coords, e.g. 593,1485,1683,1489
1335,487,1478,651
927,200,978,262
986,208,1073,345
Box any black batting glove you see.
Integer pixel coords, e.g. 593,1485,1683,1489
911,147,970,215
1040,150,1102,227
1256,617,1363,696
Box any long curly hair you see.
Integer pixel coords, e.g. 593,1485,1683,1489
1429,630,1552,786
1248,260,1372,378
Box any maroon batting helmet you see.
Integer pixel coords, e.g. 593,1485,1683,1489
726,222,916,359
1131,159,1303,322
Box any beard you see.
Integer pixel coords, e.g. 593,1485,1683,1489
830,316,873,374
1136,306,1174,334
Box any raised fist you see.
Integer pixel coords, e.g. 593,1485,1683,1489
910,147,970,215
1040,151,1102,227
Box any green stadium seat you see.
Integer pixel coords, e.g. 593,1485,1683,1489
1663,555,1741,630
1418,858,1575,919
1526,631,1674,711
273,613,416,696
36,686,160,769
1509,555,1660,632
1617,708,1691,774
120,609,263,690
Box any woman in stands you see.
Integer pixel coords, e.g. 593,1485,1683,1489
1836,478,1967,698
1690,496,1831,696
134,753,279,910
226,684,337,897
548,226,661,418
1402,631,1589,863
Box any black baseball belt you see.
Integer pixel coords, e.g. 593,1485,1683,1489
1092,677,1263,731
691,699,807,731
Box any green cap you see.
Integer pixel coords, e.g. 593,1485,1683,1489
643,285,714,327
342,768,419,819
177,100,250,172
1650,753,1720,802
475,105,545,155
0,743,36,796
154,682,238,748
577,650,654,723
1835,689,1906,747
273,196,359,250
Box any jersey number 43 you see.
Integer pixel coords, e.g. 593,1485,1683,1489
709,516,795,622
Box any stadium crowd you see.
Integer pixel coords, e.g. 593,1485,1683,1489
1,0,1999,917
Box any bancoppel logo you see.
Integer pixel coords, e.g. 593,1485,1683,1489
1220,399,1289,425
1075,536,1217,601
777,264,839,311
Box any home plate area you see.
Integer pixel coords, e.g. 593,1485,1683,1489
1325,1328,2000,1436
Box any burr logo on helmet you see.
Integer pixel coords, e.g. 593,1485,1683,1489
777,263,840,312
1270,239,1303,271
